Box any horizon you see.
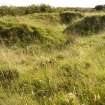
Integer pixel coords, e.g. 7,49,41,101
0,0,105,8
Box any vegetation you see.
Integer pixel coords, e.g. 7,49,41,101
95,5,104,11
60,11,83,24
94,5,105,11
0,4,105,105
0,4,54,16
65,15,105,35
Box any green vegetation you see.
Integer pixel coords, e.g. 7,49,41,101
0,4,54,16
65,15,105,35
60,11,83,24
94,5,105,11
0,5,105,105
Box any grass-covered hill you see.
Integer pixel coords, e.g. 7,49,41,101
0,5,105,105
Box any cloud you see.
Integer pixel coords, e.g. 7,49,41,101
0,0,105,7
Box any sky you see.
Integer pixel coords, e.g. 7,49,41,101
0,0,105,7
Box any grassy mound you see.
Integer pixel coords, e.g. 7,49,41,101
0,23,50,46
0,18,72,48
65,15,105,35
60,11,83,24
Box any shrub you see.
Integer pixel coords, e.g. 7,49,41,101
0,24,46,46
95,5,104,11
60,11,83,24
65,15,105,35
39,4,53,13
0,5,54,16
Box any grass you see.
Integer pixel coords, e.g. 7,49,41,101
0,10,105,105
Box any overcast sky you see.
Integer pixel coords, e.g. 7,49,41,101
0,0,105,7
